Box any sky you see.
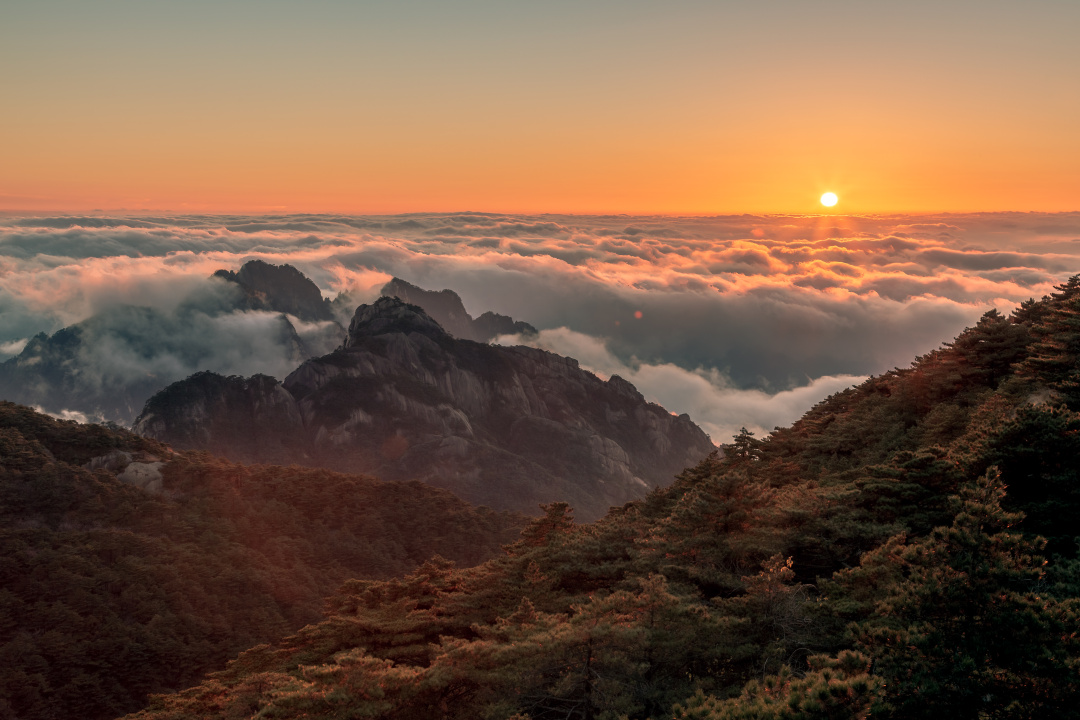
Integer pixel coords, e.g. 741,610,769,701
3,212,1079,440
2,0,1079,214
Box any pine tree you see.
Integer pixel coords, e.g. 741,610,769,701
435,574,729,720
944,309,1031,392
673,651,879,720
835,470,1080,719
1024,276,1080,406
964,404,1080,557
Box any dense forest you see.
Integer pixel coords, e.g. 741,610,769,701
0,405,524,720
126,279,1080,719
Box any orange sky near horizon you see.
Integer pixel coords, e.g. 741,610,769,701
2,1,1078,216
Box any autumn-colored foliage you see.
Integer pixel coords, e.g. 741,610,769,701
12,278,1080,719
0,403,523,720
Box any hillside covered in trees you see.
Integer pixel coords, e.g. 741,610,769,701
0,404,524,720
127,280,1080,719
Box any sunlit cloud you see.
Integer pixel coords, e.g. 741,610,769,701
2,211,1079,430
494,327,865,443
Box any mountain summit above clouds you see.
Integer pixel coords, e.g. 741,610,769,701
0,261,537,427
381,277,538,342
214,259,336,322
134,297,714,520
0,260,344,424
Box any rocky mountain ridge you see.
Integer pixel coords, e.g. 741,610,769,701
135,297,714,520
214,259,336,323
0,263,542,425
0,261,343,424
381,277,537,341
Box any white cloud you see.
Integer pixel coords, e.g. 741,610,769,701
2,211,1077,405
33,406,91,424
0,337,28,360
70,308,309,391
497,328,864,444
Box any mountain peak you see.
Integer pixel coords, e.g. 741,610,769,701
137,291,714,520
345,296,448,345
214,259,334,322
607,374,645,401
381,277,537,342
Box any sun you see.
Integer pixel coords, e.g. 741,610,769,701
820,192,838,207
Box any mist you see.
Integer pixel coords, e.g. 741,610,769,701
3,212,1078,432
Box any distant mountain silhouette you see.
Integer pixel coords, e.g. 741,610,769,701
214,259,335,322
0,305,310,424
135,297,714,520
381,277,537,342
0,260,340,424
0,264,550,425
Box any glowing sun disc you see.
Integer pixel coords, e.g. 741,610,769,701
820,192,838,207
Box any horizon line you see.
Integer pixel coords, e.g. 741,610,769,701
3,208,1080,219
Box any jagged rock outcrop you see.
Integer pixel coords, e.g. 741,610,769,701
0,305,309,425
135,298,714,520
215,259,335,322
0,261,343,424
134,372,307,466
381,277,537,342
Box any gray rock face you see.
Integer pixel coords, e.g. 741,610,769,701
0,260,344,425
215,260,335,322
381,278,537,342
83,449,168,494
134,372,307,466
117,461,165,494
135,298,714,520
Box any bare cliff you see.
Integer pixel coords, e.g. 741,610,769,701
380,277,537,341
135,297,714,520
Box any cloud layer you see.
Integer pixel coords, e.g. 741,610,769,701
495,327,865,442
3,212,1079,436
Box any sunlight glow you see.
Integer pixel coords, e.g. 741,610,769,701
820,192,839,207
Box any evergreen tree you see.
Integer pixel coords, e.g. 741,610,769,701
1024,276,1080,406
835,470,1080,719
673,651,879,720
964,404,1080,557
944,309,1031,393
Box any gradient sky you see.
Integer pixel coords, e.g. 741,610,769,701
3,0,1079,214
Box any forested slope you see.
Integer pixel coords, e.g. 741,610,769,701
0,404,524,720
128,280,1080,719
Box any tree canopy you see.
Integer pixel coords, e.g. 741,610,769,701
13,277,1080,719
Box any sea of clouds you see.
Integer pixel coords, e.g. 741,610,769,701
2,212,1078,441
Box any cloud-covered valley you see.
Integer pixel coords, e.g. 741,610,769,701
2,212,1078,439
